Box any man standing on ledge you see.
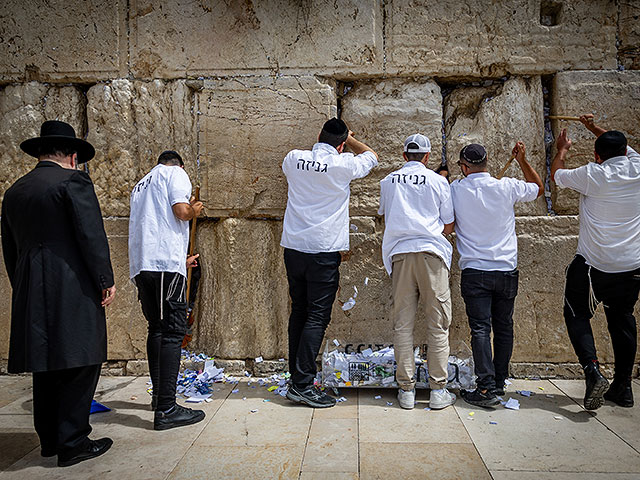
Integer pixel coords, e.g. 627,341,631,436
552,115,640,410
282,118,378,408
129,150,205,429
452,142,543,408
2,120,116,467
379,133,456,410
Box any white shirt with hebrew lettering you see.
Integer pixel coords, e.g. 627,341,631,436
378,161,455,275
281,142,378,253
129,164,192,279
555,146,640,273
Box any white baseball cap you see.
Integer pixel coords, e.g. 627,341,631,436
403,133,431,153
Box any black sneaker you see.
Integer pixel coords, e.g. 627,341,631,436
58,437,113,467
491,386,506,397
583,362,609,411
154,404,206,431
461,388,500,408
604,380,634,408
286,384,336,408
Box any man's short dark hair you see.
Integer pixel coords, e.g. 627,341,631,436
595,131,627,161
37,142,77,159
318,118,349,148
158,150,184,166
405,152,427,162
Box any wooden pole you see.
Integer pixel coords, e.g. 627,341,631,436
185,186,200,308
548,115,582,121
497,154,516,179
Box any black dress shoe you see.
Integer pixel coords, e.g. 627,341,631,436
583,362,609,410
58,437,113,467
40,448,56,458
604,380,634,407
154,404,205,431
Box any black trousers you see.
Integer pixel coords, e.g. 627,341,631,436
135,271,187,411
284,248,341,387
564,255,640,381
32,364,101,459
461,268,519,391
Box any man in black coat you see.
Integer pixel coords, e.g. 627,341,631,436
1,120,116,467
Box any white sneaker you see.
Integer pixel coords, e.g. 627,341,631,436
397,388,415,409
429,388,456,409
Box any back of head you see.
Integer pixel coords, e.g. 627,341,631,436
157,150,184,167
595,131,627,161
459,143,487,169
37,141,78,159
404,133,431,162
318,118,349,148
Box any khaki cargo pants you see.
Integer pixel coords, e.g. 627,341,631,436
391,251,452,391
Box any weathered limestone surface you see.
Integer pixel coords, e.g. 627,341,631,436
191,218,289,359
103,218,147,361
444,76,547,215
551,71,640,214
619,2,640,70
341,79,443,216
0,0,126,82
0,83,84,203
199,77,336,217
130,0,383,78
385,0,617,77
87,80,197,217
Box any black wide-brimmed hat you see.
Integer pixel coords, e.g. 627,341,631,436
20,120,95,163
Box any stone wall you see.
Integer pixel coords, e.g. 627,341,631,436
1,0,640,377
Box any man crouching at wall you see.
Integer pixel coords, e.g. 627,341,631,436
281,118,378,408
378,134,456,410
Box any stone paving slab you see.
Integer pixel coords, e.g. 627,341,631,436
1,377,640,478
455,380,640,474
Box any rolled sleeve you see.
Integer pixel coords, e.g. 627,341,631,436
168,168,192,206
439,186,455,224
554,166,589,195
508,178,540,203
349,151,378,179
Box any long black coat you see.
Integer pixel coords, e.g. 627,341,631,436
1,161,114,373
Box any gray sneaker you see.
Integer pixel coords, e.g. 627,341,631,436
429,388,456,409
397,388,415,409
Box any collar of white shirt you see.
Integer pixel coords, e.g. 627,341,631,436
312,142,339,155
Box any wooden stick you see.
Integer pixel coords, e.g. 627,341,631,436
497,154,516,179
548,115,582,121
185,186,200,308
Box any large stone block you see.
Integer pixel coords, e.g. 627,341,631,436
0,0,126,82
86,79,197,216
130,0,383,79
444,76,547,215
199,76,336,217
619,1,640,70
191,218,290,359
0,83,85,204
551,71,640,214
341,79,443,216
385,0,617,77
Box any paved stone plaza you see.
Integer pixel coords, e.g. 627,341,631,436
1,375,640,479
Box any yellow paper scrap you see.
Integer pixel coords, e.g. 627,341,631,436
336,372,342,379
468,412,475,416
345,381,352,386
267,386,277,392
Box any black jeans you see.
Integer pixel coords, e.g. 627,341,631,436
284,248,341,387
135,271,188,411
461,268,519,391
564,255,640,381
32,364,101,458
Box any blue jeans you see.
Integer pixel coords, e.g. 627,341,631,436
461,268,519,391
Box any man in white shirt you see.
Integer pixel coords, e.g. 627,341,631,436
552,115,640,410
129,150,205,429
379,134,456,410
451,142,543,408
282,118,378,408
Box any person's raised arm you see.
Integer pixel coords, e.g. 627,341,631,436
172,196,204,221
345,132,378,160
513,141,543,197
551,128,572,183
580,114,606,138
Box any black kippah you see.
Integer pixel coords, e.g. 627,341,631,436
460,144,487,164
322,118,348,136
